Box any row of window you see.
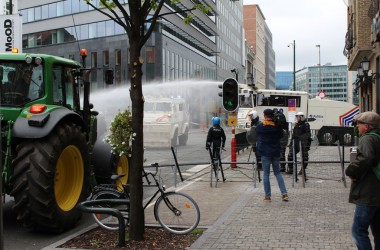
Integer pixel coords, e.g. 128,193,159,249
22,19,126,49
20,0,128,23
161,48,216,82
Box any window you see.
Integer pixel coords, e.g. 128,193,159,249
105,20,114,36
256,94,301,108
80,24,89,40
89,23,97,38
63,0,71,15
42,5,49,19
34,7,41,21
103,50,109,66
91,52,98,82
115,49,121,65
52,65,76,110
115,49,121,84
48,3,57,18
57,1,64,16
145,46,154,64
27,8,34,22
97,22,106,37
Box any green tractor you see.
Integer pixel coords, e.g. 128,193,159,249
0,51,129,232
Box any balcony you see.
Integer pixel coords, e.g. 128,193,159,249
345,1,373,70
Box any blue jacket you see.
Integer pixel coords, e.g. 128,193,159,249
256,119,283,157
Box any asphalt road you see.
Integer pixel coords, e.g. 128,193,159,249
3,127,231,250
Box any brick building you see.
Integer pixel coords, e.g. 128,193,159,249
344,0,380,113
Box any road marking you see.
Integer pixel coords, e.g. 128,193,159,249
186,164,209,172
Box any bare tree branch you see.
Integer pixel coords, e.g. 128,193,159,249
86,1,128,33
112,0,133,33
100,1,128,31
145,8,196,23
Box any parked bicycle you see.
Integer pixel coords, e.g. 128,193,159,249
208,145,226,187
90,163,200,234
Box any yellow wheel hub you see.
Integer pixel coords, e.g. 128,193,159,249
54,145,84,211
116,155,129,191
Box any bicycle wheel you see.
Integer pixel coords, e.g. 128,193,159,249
90,189,129,231
155,192,200,234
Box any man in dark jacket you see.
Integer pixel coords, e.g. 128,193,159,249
273,108,289,172
345,111,380,250
246,110,262,170
286,112,311,176
256,109,288,202
206,117,226,160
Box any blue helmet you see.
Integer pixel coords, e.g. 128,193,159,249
212,117,220,125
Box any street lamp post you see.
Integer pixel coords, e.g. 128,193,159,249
316,45,321,93
288,40,296,91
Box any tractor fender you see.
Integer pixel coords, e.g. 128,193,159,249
12,108,84,139
92,134,116,183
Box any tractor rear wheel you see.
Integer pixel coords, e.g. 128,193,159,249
10,123,90,233
92,136,129,186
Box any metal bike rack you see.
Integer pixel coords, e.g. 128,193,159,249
77,199,130,247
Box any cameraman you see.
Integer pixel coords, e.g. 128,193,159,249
246,110,262,170
273,108,289,172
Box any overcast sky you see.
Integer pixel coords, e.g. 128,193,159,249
243,0,349,71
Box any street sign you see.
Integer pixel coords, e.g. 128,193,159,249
228,112,237,126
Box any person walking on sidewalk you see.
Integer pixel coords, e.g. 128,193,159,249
286,112,311,177
256,109,289,202
246,110,262,170
206,117,226,160
345,111,380,250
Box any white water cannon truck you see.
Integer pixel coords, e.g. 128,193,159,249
143,97,190,147
237,87,359,146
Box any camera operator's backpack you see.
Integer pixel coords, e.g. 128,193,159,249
274,112,287,130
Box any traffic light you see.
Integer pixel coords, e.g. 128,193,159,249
222,78,239,112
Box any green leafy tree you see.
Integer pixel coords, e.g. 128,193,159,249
85,0,210,241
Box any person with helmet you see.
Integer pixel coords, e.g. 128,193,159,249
246,110,262,170
206,117,226,160
286,111,312,178
248,110,259,127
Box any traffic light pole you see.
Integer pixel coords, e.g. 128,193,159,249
221,78,239,168
231,127,237,168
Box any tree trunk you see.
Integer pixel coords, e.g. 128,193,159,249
128,40,145,241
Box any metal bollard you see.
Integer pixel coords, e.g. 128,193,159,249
78,199,129,247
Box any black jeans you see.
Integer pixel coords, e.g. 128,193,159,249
287,141,309,172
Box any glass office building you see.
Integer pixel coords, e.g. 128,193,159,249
275,71,292,90
295,64,349,102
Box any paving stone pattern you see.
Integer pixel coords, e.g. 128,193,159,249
189,145,358,249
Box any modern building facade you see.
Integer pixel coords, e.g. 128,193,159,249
295,64,349,102
12,0,247,92
245,41,255,86
264,23,275,89
344,0,380,113
243,4,266,89
275,71,292,90
216,1,245,82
